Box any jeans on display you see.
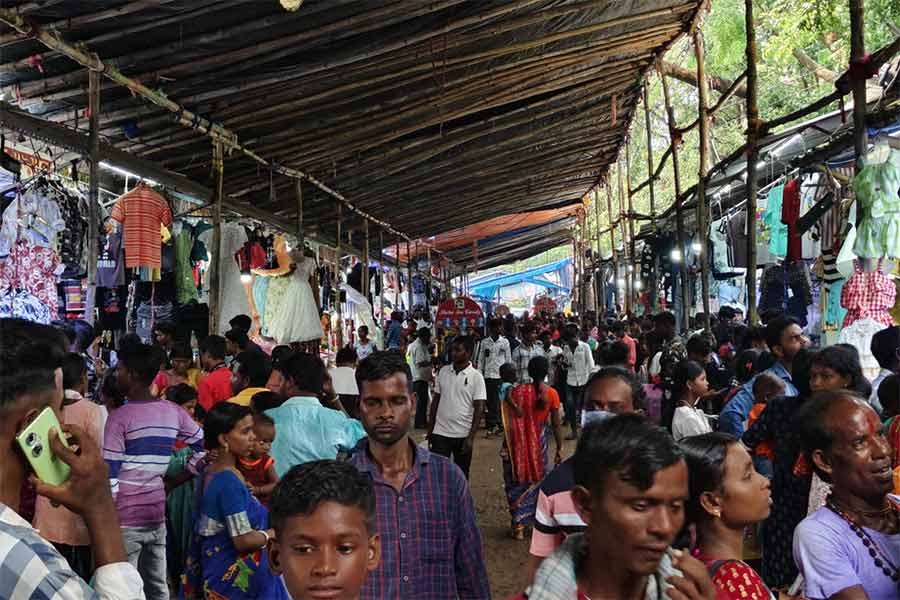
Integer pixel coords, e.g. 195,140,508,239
413,380,430,429
485,378,501,429
122,523,169,600
565,385,584,432
135,301,174,343
428,434,472,479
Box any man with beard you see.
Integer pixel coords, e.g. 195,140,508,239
349,351,490,600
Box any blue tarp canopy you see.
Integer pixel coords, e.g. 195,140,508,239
470,258,572,299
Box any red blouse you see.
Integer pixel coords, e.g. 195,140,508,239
701,557,773,600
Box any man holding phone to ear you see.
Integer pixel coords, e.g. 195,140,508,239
0,318,143,599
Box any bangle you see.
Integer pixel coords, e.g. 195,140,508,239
258,529,270,547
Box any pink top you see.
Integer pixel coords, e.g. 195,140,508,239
33,393,104,546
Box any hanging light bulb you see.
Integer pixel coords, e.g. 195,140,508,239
617,278,626,287
670,249,682,263
691,242,702,254
635,280,643,290
627,265,634,273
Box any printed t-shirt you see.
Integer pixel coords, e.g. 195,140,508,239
110,184,173,269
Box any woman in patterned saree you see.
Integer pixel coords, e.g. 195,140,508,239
181,403,287,599
501,356,563,540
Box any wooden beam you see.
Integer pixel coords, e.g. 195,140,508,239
850,0,868,175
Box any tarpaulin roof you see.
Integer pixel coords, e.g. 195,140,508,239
0,0,704,260
470,257,572,299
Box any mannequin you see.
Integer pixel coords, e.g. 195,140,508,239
253,237,323,344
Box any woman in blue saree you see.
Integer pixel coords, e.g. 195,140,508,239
182,403,287,599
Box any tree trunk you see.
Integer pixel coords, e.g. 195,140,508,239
659,60,746,97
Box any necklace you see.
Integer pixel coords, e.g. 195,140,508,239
826,497,900,585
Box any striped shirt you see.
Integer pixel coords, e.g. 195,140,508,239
0,504,143,599
348,439,491,599
110,184,172,269
103,399,203,528
529,458,586,558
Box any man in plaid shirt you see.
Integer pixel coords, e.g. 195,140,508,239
349,351,490,599
512,323,547,384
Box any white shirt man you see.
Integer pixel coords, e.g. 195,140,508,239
477,335,511,380
406,336,433,384
564,340,595,387
430,360,487,478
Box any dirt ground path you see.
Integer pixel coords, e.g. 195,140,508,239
412,431,577,598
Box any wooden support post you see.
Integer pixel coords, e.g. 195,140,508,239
616,159,629,314
694,30,712,333
395,240,400,311
426,247,433,312
660,63,692,333
295,178,304,250
643,84,660,313
625,140,637,313
594,189,605,315
406,241,413,314
850,0,867,212
363,220,370,301
745,0,760,325
379,229,385,326
85,69,100,324
336,203,343,348
606,183,620,316
209,140,224,335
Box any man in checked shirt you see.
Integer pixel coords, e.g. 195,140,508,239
348,350,491,599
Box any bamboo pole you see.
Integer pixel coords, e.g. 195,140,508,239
606,183,620,315
659,63,691,334
745,0,760,325
336,204,344,349
694,31,712,333
594,189,604,315
616,160,628,314
426,247,432,312
625,140,637,313
379,229,385,328
407,241,413,315
209,141,224,335
296,179,304,250
643,83,659,313
850,0,867,187
363,220,370,301
85,69,100,325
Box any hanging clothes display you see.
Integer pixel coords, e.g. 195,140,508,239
781,179,803,262
757,262,812,325
208,222,249,333
852,148,900,259
839,317,884,380
109,183,173,269
840,263,896,329
266,256,324,344
764,184,788,258
0,239,63,316
96,225,125,288
173,224,199,304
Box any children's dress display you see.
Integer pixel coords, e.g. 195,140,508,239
266,258,323,343
853,148,900,259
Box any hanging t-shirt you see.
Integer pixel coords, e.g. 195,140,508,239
765,184,787,258
781,179,802,262
110,184,173,269
96,230,125,288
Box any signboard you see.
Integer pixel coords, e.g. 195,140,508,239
533,296,557,316
436,296,485,329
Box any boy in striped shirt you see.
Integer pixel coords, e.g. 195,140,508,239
104,343,204,600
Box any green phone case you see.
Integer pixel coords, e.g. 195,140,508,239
16,407,71,486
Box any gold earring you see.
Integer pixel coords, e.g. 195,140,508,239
223,441,230,453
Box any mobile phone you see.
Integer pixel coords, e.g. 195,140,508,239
16,407,71,486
